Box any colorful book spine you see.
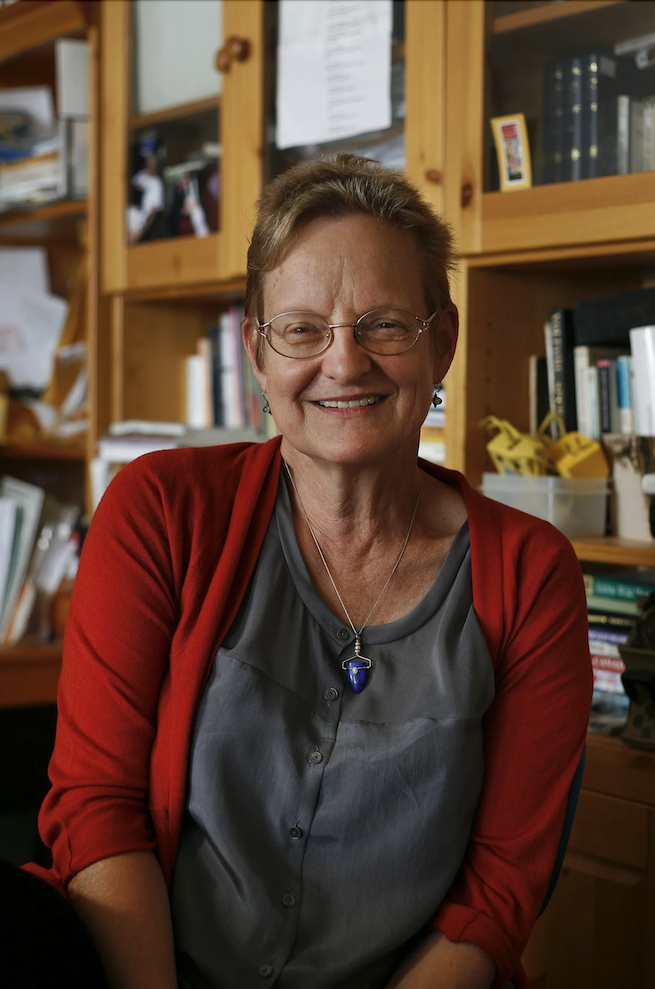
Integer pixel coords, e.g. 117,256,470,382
617,355,634,434
584,572,655,602
587,625,630,646
585,593,639,616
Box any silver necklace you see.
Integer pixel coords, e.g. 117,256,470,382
284,462,422,693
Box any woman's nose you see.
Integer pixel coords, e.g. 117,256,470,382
321,326,373,380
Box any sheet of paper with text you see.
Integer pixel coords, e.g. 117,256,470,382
276,0,392,151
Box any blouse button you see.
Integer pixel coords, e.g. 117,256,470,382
258,964,274,978
282,893,296,907
337,628,350,640
289,826,303,840
324,687,339,702
308,750,323,765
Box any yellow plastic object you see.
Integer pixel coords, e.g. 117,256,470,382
537,412,609,478
479,416,548,476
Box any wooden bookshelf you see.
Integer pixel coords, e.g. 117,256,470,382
0,442,86,462
130,96,221,131
571,538,655,568
0,643,62,708
0,199,87,243
494,0,628,36
0,0,88,63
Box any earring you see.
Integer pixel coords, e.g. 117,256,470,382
431,387,442,408
261,391,271,415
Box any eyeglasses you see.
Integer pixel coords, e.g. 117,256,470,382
257,308,438,359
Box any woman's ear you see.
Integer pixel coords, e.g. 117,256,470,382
241,316,267,391
432,304,459,383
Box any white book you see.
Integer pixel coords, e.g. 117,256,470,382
629,325,655,436
0,498,18,622
0,477,45,640
617,94,630,175
643,95,655,171
219,311,240,430
574,345,627,439
109,420,186,437
55,39,89,118
97,435,178,462
630,98,644,173
587,366,601,441
185,354,207,430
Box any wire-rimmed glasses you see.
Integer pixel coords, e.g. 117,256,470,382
257,308,438,359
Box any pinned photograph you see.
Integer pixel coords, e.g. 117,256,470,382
491,113,532,191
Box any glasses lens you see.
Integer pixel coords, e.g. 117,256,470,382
356,309,420,354
268,312,330,357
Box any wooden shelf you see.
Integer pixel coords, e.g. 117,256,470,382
492,0,650,57
481,172,655,255
130,96,220,131
583,731,655,807
0,442,86,462
0,0,87,63
571,538,655,567
0,643,62,708
0,199,86,243
127,234,220,291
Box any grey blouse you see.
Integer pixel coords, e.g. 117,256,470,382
170,476,495,989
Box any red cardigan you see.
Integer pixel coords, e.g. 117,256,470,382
27,438,592,989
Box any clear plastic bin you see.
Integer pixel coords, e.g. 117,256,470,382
481,474,608,538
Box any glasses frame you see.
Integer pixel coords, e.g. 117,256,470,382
257,308,439,359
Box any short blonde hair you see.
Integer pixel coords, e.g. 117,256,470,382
245,154,456,365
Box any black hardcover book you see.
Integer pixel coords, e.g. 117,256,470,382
209,322,224,427
542,59,565,184
562,58,583,182
548,308,578,432
573,287,655,348
582,53,617,178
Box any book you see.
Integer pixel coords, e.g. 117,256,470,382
574,345,628,439
529,355,549,435
590,652,626,694
597,358,620,434
581,53,618,179
586,594,640,616
545,308,577,431
573,287,655,348
643,95,655,171
617,355,634,434
562,57,583,182
97,434,178,462
109,420,186,437
629,325,655,436
587,625,630,646
196,337,213,429
587,609,635,630
617,94,631,175
0,498,18,624
185,354,207,430
587,366,601,441
0,477,45,639
584,570,655,601
542,58,565,184
630,98,644,173
208,322,224,427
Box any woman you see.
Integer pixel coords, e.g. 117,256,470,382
26,155,591,989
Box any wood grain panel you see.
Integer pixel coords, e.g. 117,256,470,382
405,0,446,216
0,646,62,708
100,0,129,292
220,0,264,280
569,791,648,869
481,173,655,255
0,0,86,63
584,734,655,807
444,0,486,255
126,235,220,291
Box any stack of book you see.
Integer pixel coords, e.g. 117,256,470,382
538,287,655,440
585,569,655,696
0,41,88,212
542,43,655,184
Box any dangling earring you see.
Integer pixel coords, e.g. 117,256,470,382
431,387,442,408
262,391,271,415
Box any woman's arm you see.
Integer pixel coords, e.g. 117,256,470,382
68,851,177,989
387,931,495,989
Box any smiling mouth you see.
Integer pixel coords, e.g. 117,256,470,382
317,396,383,409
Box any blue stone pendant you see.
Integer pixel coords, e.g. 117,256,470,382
341,637,372,694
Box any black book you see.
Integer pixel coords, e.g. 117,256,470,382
209,322,224,427
546,308,577,432
542,59,565,184
581,53,618,178
562,57,583,182
573,287,655,348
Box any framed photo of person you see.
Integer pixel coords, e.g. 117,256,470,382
490,113,532,192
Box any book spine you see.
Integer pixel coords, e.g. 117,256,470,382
586,594,639,616
574,347,591,438
542,59,565,184
587,366,601,440
587,574,655,601
630,99,644,173
643,96,655,171
185,354,206,429
209,323,224,427
617,94,630,175
587,625,630,646
587,609,635,630
549,309,577,431
590,653,626,694
562,57,583,182
617,355,634,434
629,326,655,436
597,359,612,433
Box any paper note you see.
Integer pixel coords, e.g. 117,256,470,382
0,292,67,390
276,0,393,151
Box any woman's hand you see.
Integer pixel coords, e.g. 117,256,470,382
68,850,177,989
386,930,496,989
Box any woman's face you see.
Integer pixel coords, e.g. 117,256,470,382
244,213,457,470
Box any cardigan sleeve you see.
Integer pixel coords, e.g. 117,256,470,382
36,457,179,886
431,512,593,988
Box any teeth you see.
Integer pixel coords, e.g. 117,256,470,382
318,397,381,408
